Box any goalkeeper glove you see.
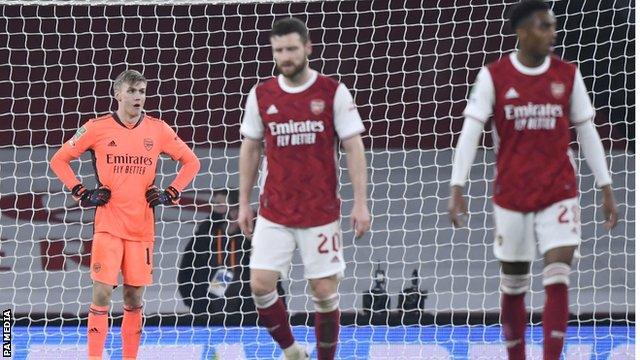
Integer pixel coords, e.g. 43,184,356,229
146,185,180,207
72,184,111,207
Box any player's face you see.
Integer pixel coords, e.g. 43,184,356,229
270,33,311,79
520,10,557,57
116,81,146,118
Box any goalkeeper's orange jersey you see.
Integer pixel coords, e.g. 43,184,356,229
50,113,199,242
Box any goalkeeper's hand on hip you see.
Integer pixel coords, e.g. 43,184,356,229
72,184,111,207
146,185,180,207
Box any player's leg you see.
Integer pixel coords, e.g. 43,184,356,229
493,204,536,360
500,261,530,360
121,240,154,360
122,285,144,360
88,232,123,360
536,198,581,360
309,275,340,360
298,220,344,360
248,216,300,357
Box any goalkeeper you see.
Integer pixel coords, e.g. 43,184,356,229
50,70,200,360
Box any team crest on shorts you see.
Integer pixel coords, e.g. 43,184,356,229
550,82,565,99
310,99,325,115
496,235,504,246
93,263,101,273
144,138,154,151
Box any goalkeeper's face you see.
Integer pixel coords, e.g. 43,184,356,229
116,81,146,118
271,33,311,79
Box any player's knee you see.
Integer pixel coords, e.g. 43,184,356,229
250,278,276,296
252,289,279,309
309,276,338,299
93,293,111,306
312,293,339,313
123,285,143,308
542,262,571,286
500,271,531,295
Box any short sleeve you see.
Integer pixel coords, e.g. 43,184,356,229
161,122,190,161
570,69,595,124
462,67,495,123
240,86,264,139
63,120,96,157
333,83,365,139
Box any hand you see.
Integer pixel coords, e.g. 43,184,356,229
600,185,618,230
351,202,371,238
237,203,255,238
448,185,468,228
72,184,111,207
145,185,180,207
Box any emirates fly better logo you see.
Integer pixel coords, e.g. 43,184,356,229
268,120,325,147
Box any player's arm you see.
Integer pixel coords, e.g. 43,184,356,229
341,135,371,238
238,137,262,237
147,124,201,207
449,67,494,228
570,69,618,229
334,83,370,238
238,86,264,237
50,123,111,207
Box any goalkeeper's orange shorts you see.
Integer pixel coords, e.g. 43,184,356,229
90,232,154,286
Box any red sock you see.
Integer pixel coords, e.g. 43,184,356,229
257,298,295,349
87,304,109,358
543,283,568,360
501,293,526,360
122,305,143,359
315,309,340,360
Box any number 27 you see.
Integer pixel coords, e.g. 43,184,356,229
558,205,580,224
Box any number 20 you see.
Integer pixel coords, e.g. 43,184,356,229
317,233,340,254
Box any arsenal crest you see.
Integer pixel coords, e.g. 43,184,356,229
144,138,154,151
310,99,325,115
550,82,565,99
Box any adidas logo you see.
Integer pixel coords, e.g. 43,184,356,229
551,330,565,339
88,327,100,334
266,104,278,115
331,256,340,263
107,140,117,147
505,87,519,99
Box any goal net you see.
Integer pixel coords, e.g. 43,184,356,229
0,0,634,358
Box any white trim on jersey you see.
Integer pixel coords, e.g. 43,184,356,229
491,121,500,152
509,52,551,76
240,85,264,140
569,69,596,124
258,157,268,196
334,83,365,139
462,67,495,124
277,69,319,94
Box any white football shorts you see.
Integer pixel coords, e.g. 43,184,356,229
249,215,346,280
493,197,581,262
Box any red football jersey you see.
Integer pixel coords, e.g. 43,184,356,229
241,70,364,227
464,53,595,212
